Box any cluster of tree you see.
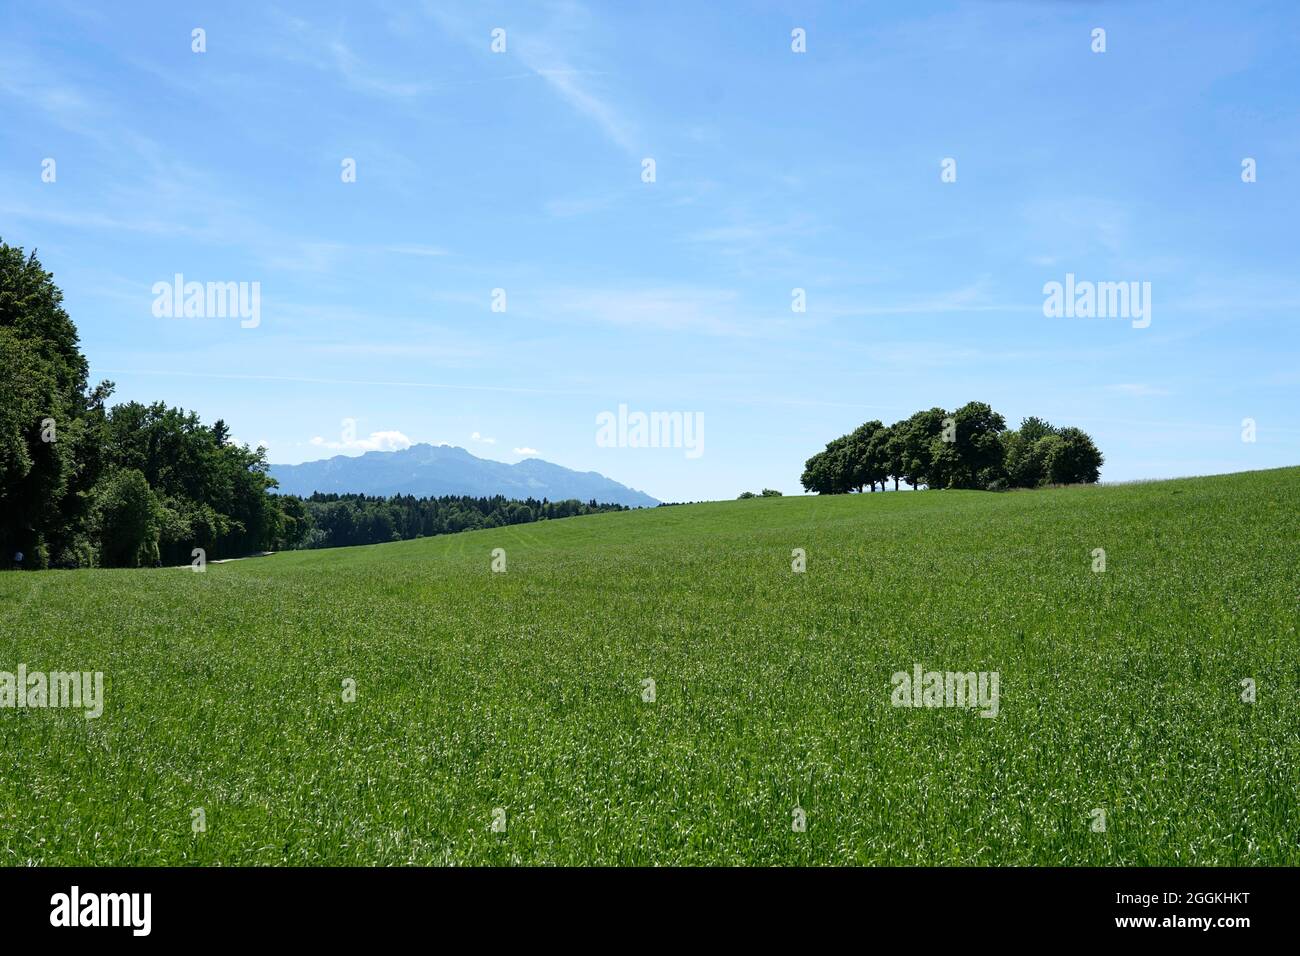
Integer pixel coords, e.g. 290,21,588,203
800,402,1103,494
737,489,783,499
1,242,288,569
287,493,626,550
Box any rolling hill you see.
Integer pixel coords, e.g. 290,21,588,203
1,467,1296,865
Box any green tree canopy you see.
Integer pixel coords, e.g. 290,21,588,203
90,468,162,568
802,403,1101,494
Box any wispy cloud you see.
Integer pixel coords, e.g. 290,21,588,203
272,15,433,99
264,241,452,273
527,63,637,153
424,2,641,155
674,198,830,278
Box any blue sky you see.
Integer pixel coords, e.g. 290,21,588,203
3,0,1298,502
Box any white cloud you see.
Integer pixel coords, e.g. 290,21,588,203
514,447,538,456
471,431,496,444
310,430,413,452
229,436,269,450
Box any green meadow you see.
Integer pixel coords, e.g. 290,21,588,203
2,468,1297,865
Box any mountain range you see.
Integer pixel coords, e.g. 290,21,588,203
268,444,659,507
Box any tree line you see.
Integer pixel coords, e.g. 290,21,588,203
290,493,626,550
801,402,1103,494
0,240,624,569
1,242,292,568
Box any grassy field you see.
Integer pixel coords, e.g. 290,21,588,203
2,468,1298,865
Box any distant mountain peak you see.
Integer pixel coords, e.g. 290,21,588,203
270,445,658,507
